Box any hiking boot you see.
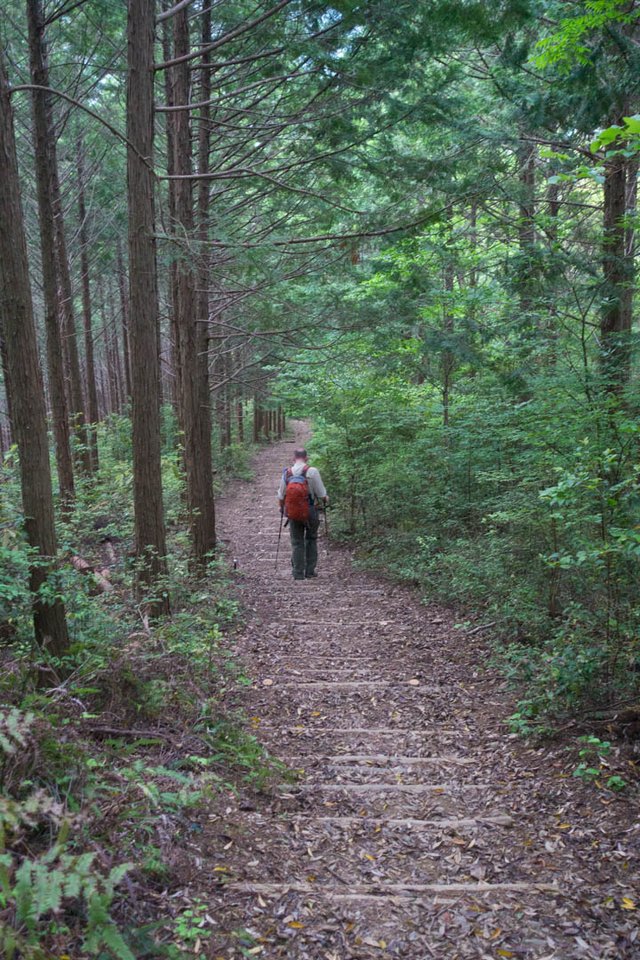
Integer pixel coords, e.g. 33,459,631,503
305,571,318,579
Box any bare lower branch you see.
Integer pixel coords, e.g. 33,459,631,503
9,83,150,166
156,0,196,24
154,0,292,71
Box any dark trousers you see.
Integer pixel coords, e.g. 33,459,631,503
289,514,320,579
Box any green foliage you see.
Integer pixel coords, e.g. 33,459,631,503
0,709,133,959
534,1,640,71
173,899,212,946
280,171,640,723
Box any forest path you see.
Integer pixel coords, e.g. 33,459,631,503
203,422,638,959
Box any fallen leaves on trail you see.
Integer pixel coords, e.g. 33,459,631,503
193,431,640,959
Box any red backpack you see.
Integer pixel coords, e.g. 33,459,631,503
283,464,312,522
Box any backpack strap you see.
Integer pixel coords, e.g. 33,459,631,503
284,464,308,485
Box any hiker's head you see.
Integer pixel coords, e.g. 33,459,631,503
293,448,308,462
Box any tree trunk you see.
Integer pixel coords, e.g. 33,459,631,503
116,239,132,402
0,331,15,444
601,152,633,391
221,351,232,447
26,0,74,504
517,138,536,320
237,400,244,443
162,6,181,425
195,0,216,551
0,51,68,656
127,0,169,611
253,397,260,443
51,148,91,474
76,136,99,471
442,260,454,428
107,280,124,413
171,6,216,566
27,0,90,474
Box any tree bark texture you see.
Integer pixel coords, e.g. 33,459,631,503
51,145,91,473
195,0,216,549
602,152,633,391
76,137,99,470
26,0,75,504
127,0,169,610
171,6,216,565
442,260,454,428
0,331,14,444
0,51,69,655
116,239,132,401
162,7,182,423
27,0,91,475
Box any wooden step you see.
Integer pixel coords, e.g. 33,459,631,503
228,881,561,901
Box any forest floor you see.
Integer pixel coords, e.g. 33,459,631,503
188,421,639,959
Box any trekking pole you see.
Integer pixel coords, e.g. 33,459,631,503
275,510,284,570
323,504,330,554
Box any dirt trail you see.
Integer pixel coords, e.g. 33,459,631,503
203,422,639,959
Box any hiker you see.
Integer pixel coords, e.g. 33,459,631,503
277,448,329,580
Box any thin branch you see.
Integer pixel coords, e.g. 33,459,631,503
154,0,291,71
44,0,91,26
156,0,196,24
9,83,150,166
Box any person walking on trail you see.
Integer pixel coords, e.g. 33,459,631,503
277,448,329,580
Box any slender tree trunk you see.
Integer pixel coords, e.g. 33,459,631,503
27,0,90,474
195,0,216,549
0,332,14,444
116,240,132,402
517,138,536,320
98,365,108,420
602,152,633,391
162,6,181,425
468,202,477,290
76,137,99,470
545,179,560,364
253,397,260,443
127,0,169,611
0,51,68,656
221,350,232,447
237,400,244,443
442,260,454,428
107,281,124,413
172,6,216,565
51,150,91,473
102,306,116,414
26,0,74,504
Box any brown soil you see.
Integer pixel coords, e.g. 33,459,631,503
195,422,639,959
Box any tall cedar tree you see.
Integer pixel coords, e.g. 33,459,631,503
127,0,169,612
76,136,99,471
26,0,75,503
0,50,69,656
170,6,216,566
26,0,92,477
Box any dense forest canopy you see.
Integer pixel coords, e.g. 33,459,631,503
0,0,638,714
0,0,639,953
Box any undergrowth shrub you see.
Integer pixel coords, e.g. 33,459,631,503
0,411,276,955
0,708,134,959
293,358,640,724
